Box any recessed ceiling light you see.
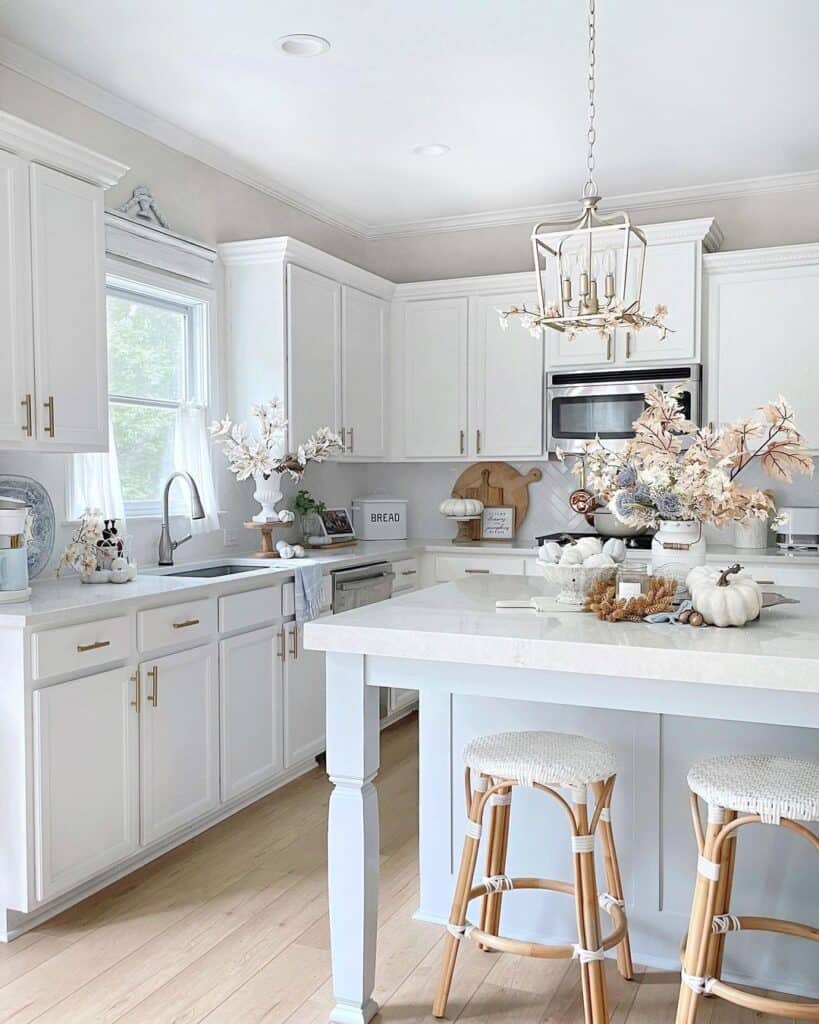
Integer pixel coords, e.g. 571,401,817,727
277,34,331,57
413,143,451,157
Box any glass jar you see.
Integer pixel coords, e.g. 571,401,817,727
616,563,648,600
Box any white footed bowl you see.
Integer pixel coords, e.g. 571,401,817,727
536,559,617,606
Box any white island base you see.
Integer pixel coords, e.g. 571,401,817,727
305,575,819,1024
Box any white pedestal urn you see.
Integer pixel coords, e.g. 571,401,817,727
252,471,284,523
651,519,706,596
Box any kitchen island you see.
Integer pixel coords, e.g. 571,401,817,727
305,574,819,1024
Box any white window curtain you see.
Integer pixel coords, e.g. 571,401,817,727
173,402,220,534
70,413,126,525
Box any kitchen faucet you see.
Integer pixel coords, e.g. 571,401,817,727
158,472,205,565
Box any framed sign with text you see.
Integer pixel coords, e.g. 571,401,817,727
481,506,516,540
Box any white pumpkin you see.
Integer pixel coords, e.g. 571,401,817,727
278,509,295,524
559,544,584,566
439,497,483,517
602,538,627,563
575,536,603,559
686,564,762,627
582,552,615,568
539,540,563,564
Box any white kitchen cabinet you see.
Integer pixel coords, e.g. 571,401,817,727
220,626,284,801
402,297,468,458
434,554,528,581
32,667,139,902
283,620,326,767
0,151,34,445
139,644,219,845
341,286,388,457
705,244,819,450
287,263,341,447
472,291,544,457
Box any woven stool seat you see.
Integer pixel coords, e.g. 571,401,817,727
463,730,616,788
687,754,819,824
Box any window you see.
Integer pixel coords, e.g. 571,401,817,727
106,278,208,516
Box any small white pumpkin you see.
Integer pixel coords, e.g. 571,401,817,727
277,543,296,560
686,563,762,627
602,537,627,563
582,552,615,568
292,544,305,558
439,497,483,517
278,509,295,524
575,536,603,559
539,540,563,564
559,544,584,566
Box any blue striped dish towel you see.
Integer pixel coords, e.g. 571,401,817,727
295,562,325,624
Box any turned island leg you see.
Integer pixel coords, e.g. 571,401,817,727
326,653,381,1024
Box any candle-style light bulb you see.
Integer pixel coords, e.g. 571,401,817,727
604,248,616,300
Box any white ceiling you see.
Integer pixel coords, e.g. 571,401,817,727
1,0,817,237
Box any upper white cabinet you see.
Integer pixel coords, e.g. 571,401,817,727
704,243,819,450
402,297,468,458
472,291,544,458
341,285,388,457
0,112,127,453
220,238,394,459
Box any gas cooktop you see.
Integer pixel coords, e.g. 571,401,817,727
535,530,654,551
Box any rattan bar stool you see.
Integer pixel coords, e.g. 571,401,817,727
432,730,633,1023
676,754,819,1023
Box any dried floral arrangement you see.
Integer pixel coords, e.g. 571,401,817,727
585,575,677,623
210,399,344,482
558,388,813,531
498,301,670,341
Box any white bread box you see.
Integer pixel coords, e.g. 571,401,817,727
352,496,408,540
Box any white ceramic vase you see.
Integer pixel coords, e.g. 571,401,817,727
252,471,284,523
651,519,706,594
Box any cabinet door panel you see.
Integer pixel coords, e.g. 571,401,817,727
474,292,544,457
284,621,326,767
30,164,107,449
220,627,284,801
622,240,697,363
341,286,387,457
0,151,34,446
140,644,219,845
403,298,468,458
287,264,340,447
33,667,139,901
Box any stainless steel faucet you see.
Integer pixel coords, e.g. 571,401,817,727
158,472,206,566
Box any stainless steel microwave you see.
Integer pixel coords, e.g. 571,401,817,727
546,364,701,453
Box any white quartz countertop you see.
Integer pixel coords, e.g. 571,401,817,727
0,541,424,627
305,574,819,694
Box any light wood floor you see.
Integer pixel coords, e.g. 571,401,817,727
0,715,806,1023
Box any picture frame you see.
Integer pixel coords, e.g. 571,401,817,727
481,506,516,540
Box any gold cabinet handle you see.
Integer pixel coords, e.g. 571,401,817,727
43,395,55,437
147,666,158,707
130,669,141,713
459,429,465,455
76,640,111,653
347,427,354,454
625,332,632,359
289,625,299,660
476,429,481,455
464,568,490,575
401,569,417,576
277,626,286,661
755,579,775,585
172,618,200,630
606,335,612,361
21,394,32,437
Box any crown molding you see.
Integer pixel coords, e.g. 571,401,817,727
0,36,370,238
0,108,127,186
704,241,819,274
2,36,816,244
368,174,819,241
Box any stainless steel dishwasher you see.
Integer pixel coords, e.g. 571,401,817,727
331,562,395,718
331,562,394,614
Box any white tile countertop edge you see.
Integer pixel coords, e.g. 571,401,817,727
2,538,818,627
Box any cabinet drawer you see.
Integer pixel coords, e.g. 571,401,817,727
393,558,420,592
138,599,217,653
219,586,282,633
31,616,131,681
434,555,527,582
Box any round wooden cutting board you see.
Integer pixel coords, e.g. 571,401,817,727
451,461,543,539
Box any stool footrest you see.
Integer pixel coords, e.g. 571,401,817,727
705,979,819,1021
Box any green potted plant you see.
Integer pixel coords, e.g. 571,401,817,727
293,490,326,543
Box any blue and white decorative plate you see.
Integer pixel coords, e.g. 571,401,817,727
0,476,55,579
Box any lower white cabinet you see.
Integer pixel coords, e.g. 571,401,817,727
139,644,220,846
32,667,139,902
220,627,284,801
284,620,326,767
